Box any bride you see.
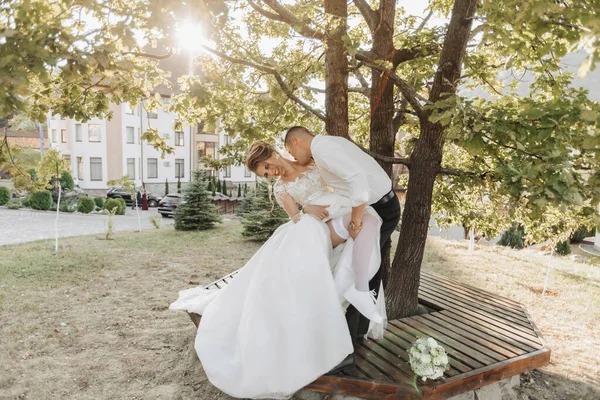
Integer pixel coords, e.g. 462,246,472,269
169,141,384,399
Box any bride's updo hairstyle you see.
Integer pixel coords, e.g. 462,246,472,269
246,140,276,173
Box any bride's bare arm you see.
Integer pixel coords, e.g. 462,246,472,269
279,192,302,223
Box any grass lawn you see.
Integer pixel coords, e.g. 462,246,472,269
1,220,598,399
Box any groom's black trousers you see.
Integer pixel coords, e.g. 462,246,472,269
345,191,401,346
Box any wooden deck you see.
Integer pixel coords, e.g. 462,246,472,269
187,270,550,400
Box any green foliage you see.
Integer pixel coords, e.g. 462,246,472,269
94,197,105,209
59,171,74,191
498,224,525,250
238,183,242,197
29,190,52,210
177,177,182,193
7,201,22,210
105,198,124,215
165,178,169,196
239,181,289,241
77,197,95,214
59,199,76,213
0,186,10,205
35,149,68,195
21,195,31,207
216,179,221,193
150,215,162,229
555,240,572,256
175,170,221,231
570,225,596,243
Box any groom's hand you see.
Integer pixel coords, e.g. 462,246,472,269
303,204,330,220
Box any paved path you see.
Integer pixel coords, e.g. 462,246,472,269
0,207,174,246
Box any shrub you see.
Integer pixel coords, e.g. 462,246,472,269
104,198,121,214
175,170,221,230
239,181,289,241
94,197,105,209
0,186,11,205
115,198,126,215
21,195,32,207
77,197,95,214
498,223,525,249
165,178,169,197
570,225,596,243
7,202,22,210
30,190,53,210
59,171,74,191
555,240,572,256
177,177,182,193
59,200,76,213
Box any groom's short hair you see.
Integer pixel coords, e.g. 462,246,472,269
284,126,313,145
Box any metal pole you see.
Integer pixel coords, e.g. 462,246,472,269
139,101,144,189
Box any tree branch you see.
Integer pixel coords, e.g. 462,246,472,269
355,51,429,115
201,46,326,121
248,0,286,22
353,0,378,32
259,0,325,40
123,49,173,60
302,85,370,96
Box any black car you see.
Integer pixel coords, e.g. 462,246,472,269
158,193,185,217
106,188,160,207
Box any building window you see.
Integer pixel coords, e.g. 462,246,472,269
224,165,231,178
88,124,101,142
61,129,67,143
175,131,184,146
125,103,135,115
75,124,82,142
175,159,184,178
147,110,158,119
147,158,158,178
126,126,135,144
201,169,214,178
197,142,216,159
77,157,83,180
52,129,57,143
90,157,102,181
244,166,252,178
127,158,135,179
223,134,231,145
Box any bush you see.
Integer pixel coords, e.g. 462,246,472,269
175,170,221,230
0,186,11,205
59,171,75,191
239,181,289,241
77,197,95,214
30,190,53,210
570,225,596,243
59,200,76,213
7,202,22,210
115,198,126,215
21,195,32,207
555,240,572,256
498,223,525,249
94,197,105,209
104,198,122,214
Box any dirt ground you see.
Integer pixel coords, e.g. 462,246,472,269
1,220,599,399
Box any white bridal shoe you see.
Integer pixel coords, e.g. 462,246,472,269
343,285,383,324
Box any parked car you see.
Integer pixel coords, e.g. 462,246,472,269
106,188,160,207
158,193,185,217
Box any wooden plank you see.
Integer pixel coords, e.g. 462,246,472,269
422,271,523,307
419,285,532,328
438,309,543,349
361,340,417,380
401,318,506,364
390,320,489,369
305,374,420,400
383,328,470,375
415,315,520,359
420,274,524,312
419,292,538,338
354,351,393,382
419,275,527,316
430,312,532,355
521,305,550,349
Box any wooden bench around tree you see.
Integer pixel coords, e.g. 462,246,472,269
186,270,550,400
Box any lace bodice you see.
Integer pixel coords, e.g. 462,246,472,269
273,167,333,208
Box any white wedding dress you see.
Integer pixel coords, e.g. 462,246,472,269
169,167,385,399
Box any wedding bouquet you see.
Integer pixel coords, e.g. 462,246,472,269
408,337,450,382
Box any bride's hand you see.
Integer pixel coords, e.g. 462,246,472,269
303,204,330,220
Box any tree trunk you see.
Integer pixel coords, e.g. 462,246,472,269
386,0,478,319
324,0,348,138
369,0,397,178
55,181,61,253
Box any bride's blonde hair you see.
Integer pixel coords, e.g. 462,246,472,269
245,140,276,173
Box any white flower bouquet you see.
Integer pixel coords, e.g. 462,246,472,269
408,337,450,382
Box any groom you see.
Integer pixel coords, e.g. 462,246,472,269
284,126,401,372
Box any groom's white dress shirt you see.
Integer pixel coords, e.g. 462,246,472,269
311,134,392,207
